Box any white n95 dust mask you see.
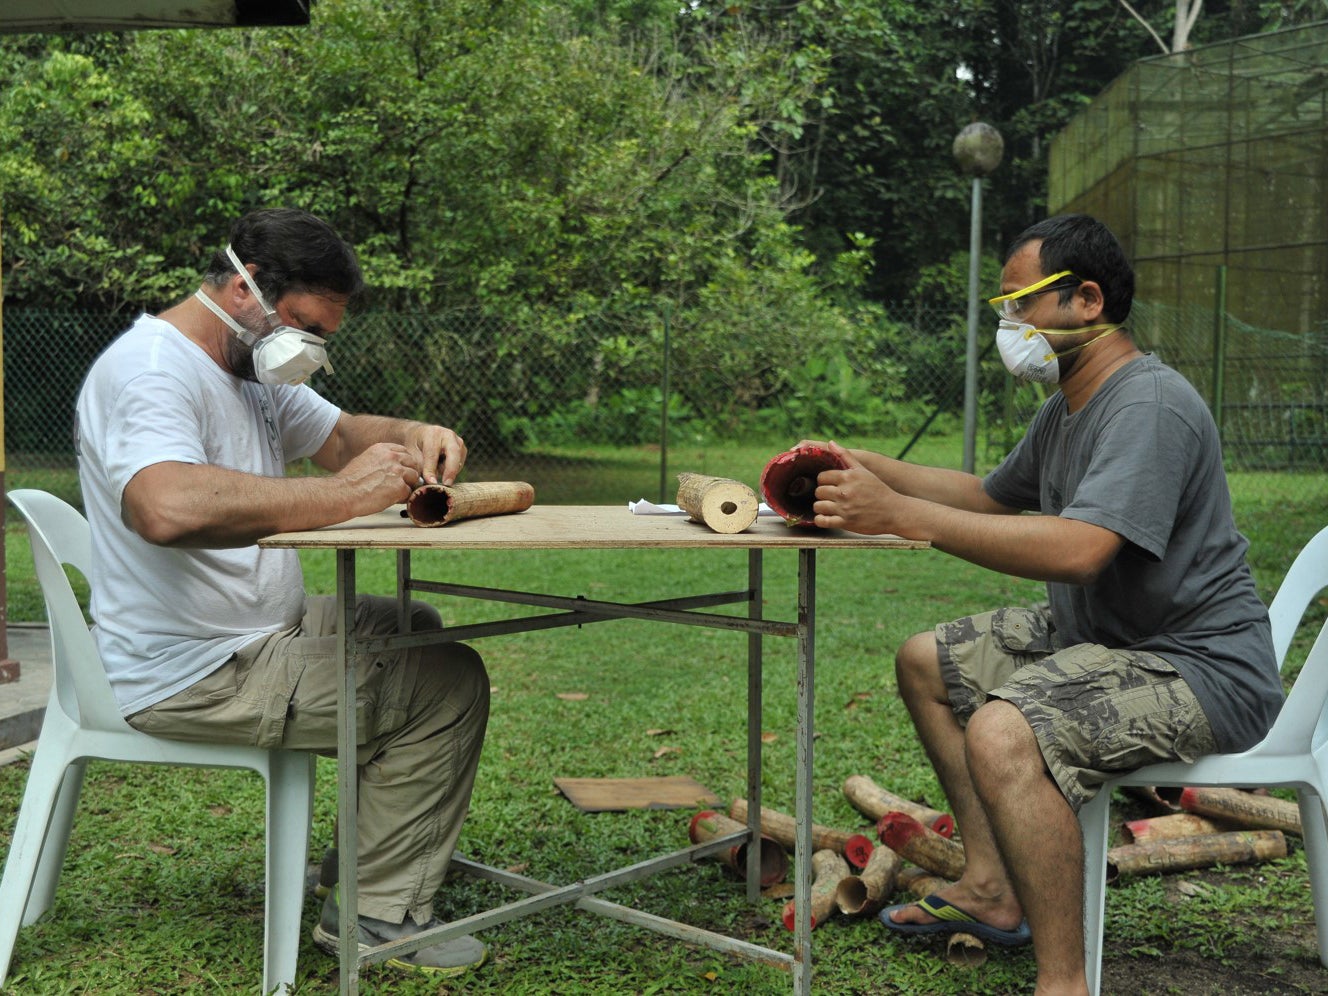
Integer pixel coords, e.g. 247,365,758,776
996,319,1119,384
193,244,334,386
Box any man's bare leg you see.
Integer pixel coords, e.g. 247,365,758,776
966,699,1089,996
888,631,1023,932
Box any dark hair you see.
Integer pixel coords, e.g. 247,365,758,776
203,208,364,302
1005,214,1134,323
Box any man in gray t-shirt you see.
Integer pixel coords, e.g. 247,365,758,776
801,215,1280,995
986,352,1280,754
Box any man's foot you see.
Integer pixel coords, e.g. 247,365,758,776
881,890,1031,947
312,886,487,976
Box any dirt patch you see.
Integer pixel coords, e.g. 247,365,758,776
1101,937,1326,995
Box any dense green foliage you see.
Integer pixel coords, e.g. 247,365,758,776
1,1,1320,455
2,0,1318,310
0,1,869,448
0,1,857,317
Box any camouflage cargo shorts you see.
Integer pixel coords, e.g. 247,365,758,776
935,605,1217,811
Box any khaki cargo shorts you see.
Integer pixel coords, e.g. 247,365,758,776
936,605,1216,811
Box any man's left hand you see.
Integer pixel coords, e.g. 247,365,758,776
812,441,906,535
410,424,467,486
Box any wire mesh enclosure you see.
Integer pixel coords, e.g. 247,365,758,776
1049,21,1328,473
0,303,977,502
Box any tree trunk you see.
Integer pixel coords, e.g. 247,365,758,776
843,774,956,837
781,849,850,931
1106,830,1286,882
687,810,789,886
1122,812,1231,844
835,844,902,917
1178,786,1302,835
876,811,965,881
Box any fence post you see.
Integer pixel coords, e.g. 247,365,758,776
1211,265,1227,439
962,176,982,475
659,301,672,503
0,217,13,681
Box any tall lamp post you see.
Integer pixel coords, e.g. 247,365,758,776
953,122,1003,474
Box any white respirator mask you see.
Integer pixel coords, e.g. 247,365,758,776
996,319,1061,384
193,244,333,386
996,319,1120,385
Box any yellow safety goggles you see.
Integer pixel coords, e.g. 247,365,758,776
988,270,1081,321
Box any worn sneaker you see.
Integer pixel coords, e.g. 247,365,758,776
311,885,487,977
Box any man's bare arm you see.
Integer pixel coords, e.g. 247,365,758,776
813,443,1123,585
796,438,1012,514
122,441,422,548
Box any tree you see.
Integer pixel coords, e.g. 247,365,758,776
0,40,194,307
674,0,981,300
1119,0,1205,52
0,0,873,445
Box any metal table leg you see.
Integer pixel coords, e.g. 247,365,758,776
793,549,816,995
336,549,360,996
745,549,764,898
330,544,814,994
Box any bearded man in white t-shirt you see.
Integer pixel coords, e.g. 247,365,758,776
75,208,490,977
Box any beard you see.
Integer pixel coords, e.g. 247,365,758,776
223,307,270,382
1055,324,1119,380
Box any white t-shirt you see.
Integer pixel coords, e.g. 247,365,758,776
74,314,341,715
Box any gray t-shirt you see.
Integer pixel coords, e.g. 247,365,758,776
983,354,1281,752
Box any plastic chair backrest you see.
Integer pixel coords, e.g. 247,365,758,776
8,489,127,732
1251,524,1328,755
1268,525,1328,666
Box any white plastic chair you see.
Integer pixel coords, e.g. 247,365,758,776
1080,525,1328,995
0,489,315,994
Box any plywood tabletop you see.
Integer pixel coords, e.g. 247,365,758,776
258,504,932,552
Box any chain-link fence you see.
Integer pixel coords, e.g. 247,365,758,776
1049,22,1328,339
3,303,1323,508
1132,300,1328,472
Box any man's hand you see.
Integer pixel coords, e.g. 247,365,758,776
315,414,467,486
334,442,427,517
408,424,467,486
811,441,909,535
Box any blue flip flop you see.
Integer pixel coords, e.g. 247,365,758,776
879,894,1032,947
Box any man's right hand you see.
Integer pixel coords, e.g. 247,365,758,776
333,442,424,517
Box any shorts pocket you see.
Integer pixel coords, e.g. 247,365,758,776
991,606,1056,656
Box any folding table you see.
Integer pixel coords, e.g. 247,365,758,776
261,505,928,994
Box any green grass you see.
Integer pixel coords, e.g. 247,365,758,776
1,441,1324,994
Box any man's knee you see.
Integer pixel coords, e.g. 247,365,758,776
965,700,1040,781
895,630,941,697
420,641,489,716
411,600,443,631
451,642,488,696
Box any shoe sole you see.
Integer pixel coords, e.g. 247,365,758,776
312,923,485,977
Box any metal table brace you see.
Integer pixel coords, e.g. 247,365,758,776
334,546,818,995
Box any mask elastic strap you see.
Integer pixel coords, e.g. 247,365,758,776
225,244,279,325
1034,324,1121,362
194,289,262,346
